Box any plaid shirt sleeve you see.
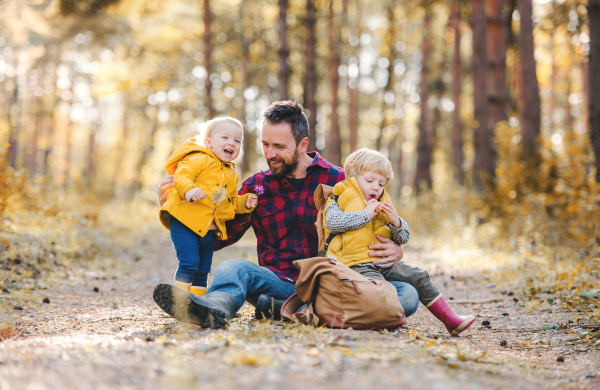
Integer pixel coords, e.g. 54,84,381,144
214,179,253,251
325,201,370,233
389,218,410,245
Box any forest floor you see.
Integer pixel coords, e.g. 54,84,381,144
0,233,599,390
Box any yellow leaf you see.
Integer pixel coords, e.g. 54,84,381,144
1,241,8,248
156,334,167,343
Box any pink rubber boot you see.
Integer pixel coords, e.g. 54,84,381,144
426,295,475,336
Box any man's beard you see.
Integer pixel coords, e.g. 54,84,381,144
268,149,300,178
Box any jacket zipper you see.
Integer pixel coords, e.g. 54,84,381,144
201,162,227,234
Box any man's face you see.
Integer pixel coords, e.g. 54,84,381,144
261,121,301,177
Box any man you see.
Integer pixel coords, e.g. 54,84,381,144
154,101,419,329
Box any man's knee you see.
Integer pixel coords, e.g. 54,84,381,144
213,259,254,277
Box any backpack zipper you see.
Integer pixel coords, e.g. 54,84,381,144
339,278,363,294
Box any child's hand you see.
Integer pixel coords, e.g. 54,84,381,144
365,199,382,220
185,188,206,202
246,194,258,209
380,200,401,227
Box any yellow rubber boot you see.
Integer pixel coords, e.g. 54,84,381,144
190,286,207,297
174,280,191,291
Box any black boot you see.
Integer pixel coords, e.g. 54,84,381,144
153,284,237,329
255,294,284,320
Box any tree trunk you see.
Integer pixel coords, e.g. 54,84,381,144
86,123,97,182
451,0,463,184
305,0,317,150
241,1,253,174
589,0,600,182
486,0,506,162
349,66,358,152
7,85,19,168
565,66,573,130
516,0,541,151
278,0,289,100
472,0,492,186
580,57,589,127
377,5,396,155
414,10,432,190
204,0,213,118
549,27,557,133
27,95,43,174
130,121,159,197
327,0,341,166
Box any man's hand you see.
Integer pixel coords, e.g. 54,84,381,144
380,200,401,227
365,199,381,220
369,235,404,268
158,175,174,206
246,194,258,209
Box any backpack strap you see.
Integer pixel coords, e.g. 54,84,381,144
319,195,339,256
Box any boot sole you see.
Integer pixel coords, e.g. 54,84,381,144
451,315,476,336
152,284,228,329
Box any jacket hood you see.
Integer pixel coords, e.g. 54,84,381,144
164,139,233,174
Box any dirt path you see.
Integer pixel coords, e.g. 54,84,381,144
0,235,598,390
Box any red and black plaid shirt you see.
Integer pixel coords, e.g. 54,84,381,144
215,152,345,282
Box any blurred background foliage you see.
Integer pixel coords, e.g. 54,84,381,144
0,0,598,288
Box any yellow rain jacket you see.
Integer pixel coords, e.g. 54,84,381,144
323,177,392,267
159,139,253,239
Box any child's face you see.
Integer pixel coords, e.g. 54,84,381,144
355,171,387,201
205,122,243,162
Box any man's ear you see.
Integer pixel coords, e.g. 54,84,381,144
298,137,309,154
205,137,212,149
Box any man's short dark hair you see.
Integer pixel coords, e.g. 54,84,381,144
263,101,309,145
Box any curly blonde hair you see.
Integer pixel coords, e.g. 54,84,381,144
344,148,394,184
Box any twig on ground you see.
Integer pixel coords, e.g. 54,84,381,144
91,316,112,323
451,298,502,304
5,329,26,342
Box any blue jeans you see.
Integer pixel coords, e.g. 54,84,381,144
170,217,218,287
207,258,420,316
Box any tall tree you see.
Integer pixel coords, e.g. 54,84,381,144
451,0,463,183
327,0,342,166
278,0,289,100
203,0,213,118
589,0,600,181
486,0,507,157
516,0,541,151
377,4,396,153
349,57,359,152
472,0,492,186
415,9,433,189
304,0,317,150
241,0,253,174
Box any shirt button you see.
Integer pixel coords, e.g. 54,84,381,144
294,199,299,204
299,254,304,258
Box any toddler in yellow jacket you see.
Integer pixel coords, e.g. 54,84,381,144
323,149,475,336
159,117,257,297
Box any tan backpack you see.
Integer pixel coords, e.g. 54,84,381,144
313,184,333,256
281,256,406,329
